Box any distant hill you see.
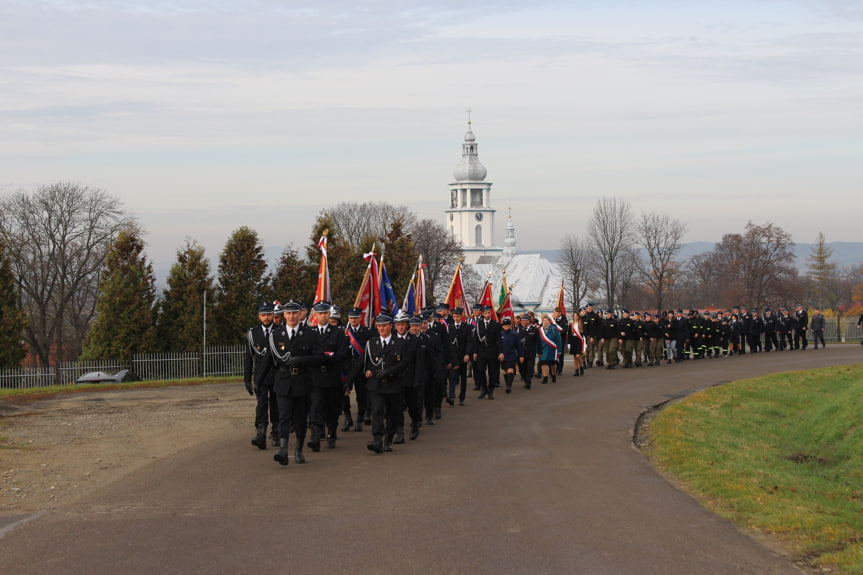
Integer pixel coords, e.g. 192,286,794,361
523,242,862,270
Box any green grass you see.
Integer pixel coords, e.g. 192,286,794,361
649,364,863,574
0,376,240,401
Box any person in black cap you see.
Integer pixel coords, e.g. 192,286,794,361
810,308,826,349
552,306,569,375
583,303,601,367
794,304,808,350
500,317,524,393
392,312,422,443
600,309,620,369
763,308,778,352
470,304,504,399
244,302,277,449
421,314,446,424
517,313,539,388
309,302,348,451
364,313,409,453
344,307,371,432
269,300,323,466
445,306,472,405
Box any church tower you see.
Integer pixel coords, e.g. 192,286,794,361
445,119,502,264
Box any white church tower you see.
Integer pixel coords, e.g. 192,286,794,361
445,119,502,264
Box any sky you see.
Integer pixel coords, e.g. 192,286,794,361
2,0,862,276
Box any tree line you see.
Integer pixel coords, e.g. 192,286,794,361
558,197,863,315
0,183,463,367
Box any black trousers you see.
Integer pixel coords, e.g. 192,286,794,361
276,393,309,443
370,390,401,439
520,356,535,386
448,365,467,401
794,328,808,349
475,355,500,393
400,385,423,428
424,378,440,417
254,383,279,431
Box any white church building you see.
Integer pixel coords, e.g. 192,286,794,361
443,121,566,314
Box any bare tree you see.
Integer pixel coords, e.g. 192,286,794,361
681,252,721,307
557,234,593,310
614,248,640,308
411,218,464,301
635,211,687,312
740,221,795,307
325,202,417,249
586,197,635,310
0,183,132,364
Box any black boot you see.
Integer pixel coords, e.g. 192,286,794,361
542,377,548,384
354,414,363,432
273,437,289,465
251,426,267,450
384,435,394,452
270,429,279,447
505,373,513,393
363,409,372,425
294,443,306,464
409,423,419,441
341,413,354,432
434,407,442,420
393,428,405,444
307,426,321,452
367,435,383,454
326,427,336,449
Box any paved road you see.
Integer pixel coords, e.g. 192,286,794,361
2,346,860,574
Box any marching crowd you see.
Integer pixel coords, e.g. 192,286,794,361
244,299,832,466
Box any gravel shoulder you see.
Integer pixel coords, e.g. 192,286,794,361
0,382,248,514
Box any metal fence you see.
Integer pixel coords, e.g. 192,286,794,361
0,345,246,390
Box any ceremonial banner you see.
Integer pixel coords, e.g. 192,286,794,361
498,290,514,323
477,274,498,322
353,250,379,327
415,257,427,312
308,231,330,326
379,257,399,316
444,264,471,317
555,281,567,317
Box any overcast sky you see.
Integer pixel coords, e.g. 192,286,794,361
2,0,861,273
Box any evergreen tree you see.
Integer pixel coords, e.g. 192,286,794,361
807,231,838,310
213,226,268,345
156,239,215,352
81,227,158,361
0,240,27,367
381,217,418,304
271,244,314,304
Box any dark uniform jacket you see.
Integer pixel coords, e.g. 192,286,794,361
429,320,454,367
501,328,524,362
517,323,539,359
313,323,349,389
345,323,371,382
469,319,503,358
365,336,409,394
445,321,473,367
601,317,619,341
422,329,445,383
269,323,323,397
244,324,276,391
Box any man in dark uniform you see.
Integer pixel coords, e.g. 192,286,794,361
619,310,637,368
517,313,539,388
763,308,778,352
364,313,409,453
426,304,452,419
445,307,472,406
749,309,763,353
243,302,277,449
583,303,601,367
470,304,504,400
344,307,371,432
269,300,322,466
794,304,809,350
309,302,349,450
392,313,423,443
632,311,646,366
600,309,619,369
421,314,446,424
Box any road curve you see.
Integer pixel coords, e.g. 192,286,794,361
2,346,860,574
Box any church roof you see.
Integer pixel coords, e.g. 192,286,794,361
471,253,562,310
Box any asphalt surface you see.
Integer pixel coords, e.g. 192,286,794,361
2,346,860,574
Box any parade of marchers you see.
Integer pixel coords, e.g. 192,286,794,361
244,287,829,466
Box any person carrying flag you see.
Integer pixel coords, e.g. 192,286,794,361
344,307,371,432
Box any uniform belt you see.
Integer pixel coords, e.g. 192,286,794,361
279,366,302,375
320,366,328,373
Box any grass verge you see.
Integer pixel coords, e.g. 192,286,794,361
647,364,863,574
